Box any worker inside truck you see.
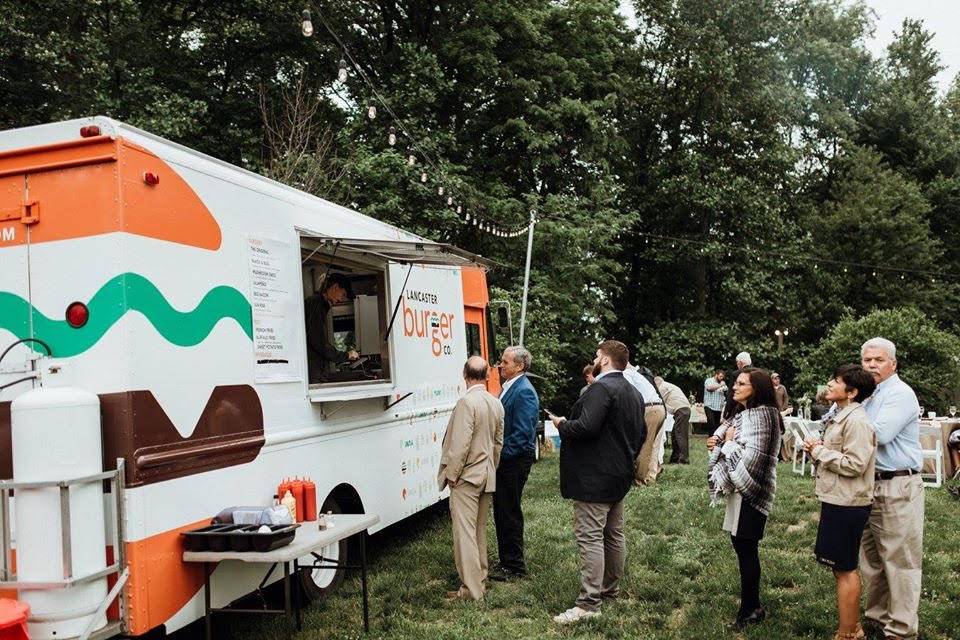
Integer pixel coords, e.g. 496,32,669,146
302,249,391,386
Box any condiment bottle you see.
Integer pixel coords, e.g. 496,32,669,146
317,512,327,531
281,490,297,523
303,478,317,521
290,478,306,523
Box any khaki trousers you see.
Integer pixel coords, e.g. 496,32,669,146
573,500,625,612
449,482,492,600
860,474,925,639
635,404,666,485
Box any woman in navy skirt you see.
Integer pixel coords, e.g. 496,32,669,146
803,365,877,640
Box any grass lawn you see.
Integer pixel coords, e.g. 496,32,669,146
233,437,959,639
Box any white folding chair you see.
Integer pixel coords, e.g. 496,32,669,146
920,423,944,488
788,419,816,477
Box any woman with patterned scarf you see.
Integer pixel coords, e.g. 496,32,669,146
707,367,782,630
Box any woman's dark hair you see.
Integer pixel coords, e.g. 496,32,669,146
832,364,877,403
733,367,778,411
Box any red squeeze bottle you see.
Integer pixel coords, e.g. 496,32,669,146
290,478,306,523
303,479,317,521
277,478,290,503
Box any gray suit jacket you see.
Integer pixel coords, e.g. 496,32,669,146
438,386,505,492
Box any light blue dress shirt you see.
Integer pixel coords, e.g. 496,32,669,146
861,373,922,472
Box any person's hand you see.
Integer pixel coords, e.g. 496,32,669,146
724,427,736,442
347,350,359,361
802,436,822,453
550,415,566,428
706,436,719,451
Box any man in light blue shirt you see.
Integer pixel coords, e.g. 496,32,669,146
859,337,924,640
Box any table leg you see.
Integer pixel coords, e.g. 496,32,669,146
294,558,302,630
203,563,212,640
361,532,369,633
283,560,291,626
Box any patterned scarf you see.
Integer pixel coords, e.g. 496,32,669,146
708,405,782,515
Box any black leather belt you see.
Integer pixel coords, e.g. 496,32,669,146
875,469,919,480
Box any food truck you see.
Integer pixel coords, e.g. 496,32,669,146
0,117,499,638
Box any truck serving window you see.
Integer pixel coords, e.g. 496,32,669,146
301,246,391,388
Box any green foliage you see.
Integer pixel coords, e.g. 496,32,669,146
4,1,960,409
798,308,960,408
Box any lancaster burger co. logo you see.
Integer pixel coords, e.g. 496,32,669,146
401,289,456,357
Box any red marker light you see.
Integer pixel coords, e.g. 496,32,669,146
79,125,101,138
142,171,160,186
65,302,89,328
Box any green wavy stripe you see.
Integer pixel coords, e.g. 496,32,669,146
0,273,252,357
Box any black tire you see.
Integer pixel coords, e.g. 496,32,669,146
297,495,350,601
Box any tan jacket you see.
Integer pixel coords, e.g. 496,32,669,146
437,385,505,492
654,377,690,415
811,402,877,506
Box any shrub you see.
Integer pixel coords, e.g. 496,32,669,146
798,308,960,409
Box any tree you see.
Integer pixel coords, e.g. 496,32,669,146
798,308,960,408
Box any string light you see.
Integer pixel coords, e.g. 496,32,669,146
301,9,314,37
366,102,377,119
447,196,453,206
407,154,416,166
420,171,427,183
388,126,396,146
337,59,348,83
437,186,444,196
457,205,462,214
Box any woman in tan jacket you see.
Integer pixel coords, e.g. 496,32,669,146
802,364,877,640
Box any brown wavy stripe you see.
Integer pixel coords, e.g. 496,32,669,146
1,385,264,487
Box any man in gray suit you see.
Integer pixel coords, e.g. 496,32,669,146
437,356,505,600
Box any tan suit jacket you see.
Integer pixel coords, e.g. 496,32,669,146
438,385,505,492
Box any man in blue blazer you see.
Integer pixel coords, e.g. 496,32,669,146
490,345,540,580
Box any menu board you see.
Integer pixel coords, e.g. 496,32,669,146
247,236,300,383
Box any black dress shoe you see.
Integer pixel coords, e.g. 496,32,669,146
488,567,526,582
732,607,766,629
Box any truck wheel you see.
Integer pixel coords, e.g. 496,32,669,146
297,496,349,600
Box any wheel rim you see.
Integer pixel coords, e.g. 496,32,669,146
303,539,340,589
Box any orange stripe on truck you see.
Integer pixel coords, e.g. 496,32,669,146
0,136,221,251
124,519,208,636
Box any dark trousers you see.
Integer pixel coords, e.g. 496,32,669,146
731,535,762,614
493,455,533,573
705,406,722,435
669,407,691,463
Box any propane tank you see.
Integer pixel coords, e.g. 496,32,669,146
11,387,107,639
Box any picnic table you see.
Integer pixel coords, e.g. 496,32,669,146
183,513,380,639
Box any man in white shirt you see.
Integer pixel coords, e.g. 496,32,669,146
859,337,924,640
623,364,665,484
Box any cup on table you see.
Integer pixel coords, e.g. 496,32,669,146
928,411,936,419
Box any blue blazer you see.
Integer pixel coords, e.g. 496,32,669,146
500,374,540,460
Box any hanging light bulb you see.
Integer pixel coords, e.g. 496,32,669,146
367,102,377,119
337,59,348,83
456,204,462,214
301,9,314,37
437,186,444,196
407,154,416,166
388,126,397,146
465,213,471,221
420,171,427,183
447,196,453,206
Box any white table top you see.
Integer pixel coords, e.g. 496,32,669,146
182,513,380,564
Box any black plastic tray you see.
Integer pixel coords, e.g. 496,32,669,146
183,523,299,553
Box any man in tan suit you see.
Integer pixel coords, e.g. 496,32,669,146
438,356,504,600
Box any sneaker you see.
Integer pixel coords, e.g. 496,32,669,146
553,606,600,625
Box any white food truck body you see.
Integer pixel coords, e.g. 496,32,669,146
0,117,498,637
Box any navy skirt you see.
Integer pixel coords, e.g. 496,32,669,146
814,502,871,571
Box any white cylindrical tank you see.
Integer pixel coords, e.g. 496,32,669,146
12,387,107,639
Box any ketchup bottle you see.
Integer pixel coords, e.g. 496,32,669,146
303,478,317,521
290,478,306,523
